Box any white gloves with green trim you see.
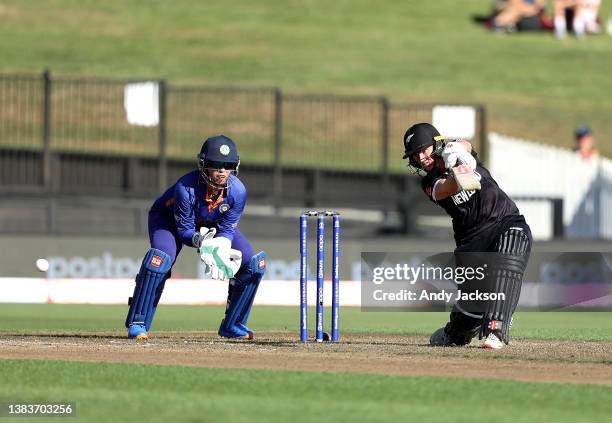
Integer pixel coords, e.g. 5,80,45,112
196,227,242,281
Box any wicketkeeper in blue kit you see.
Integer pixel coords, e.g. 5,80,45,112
125,135,266,341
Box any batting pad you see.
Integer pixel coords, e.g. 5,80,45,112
480,228,531,344
125,248,172,330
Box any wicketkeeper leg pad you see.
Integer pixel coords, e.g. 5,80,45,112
223,251,266,330
125,248,172,331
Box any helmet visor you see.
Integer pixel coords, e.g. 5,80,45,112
203,160,238,170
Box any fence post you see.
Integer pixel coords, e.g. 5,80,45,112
552,198,564,238
478,105,487,165
381,97,390,183
273,88,283,209
381,97,390,215
42,69,52,191
158,79,167,192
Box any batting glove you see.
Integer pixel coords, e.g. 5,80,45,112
442,142,476,170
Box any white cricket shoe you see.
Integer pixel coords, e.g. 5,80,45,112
483,332,504,350
483,317,513,350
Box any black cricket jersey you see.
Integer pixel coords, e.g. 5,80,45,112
421,163,527,250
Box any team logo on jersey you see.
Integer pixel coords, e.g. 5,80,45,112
219,145,230,155
451,189,476,206
150,255,163,268
258,258,266,270
219,204,230,213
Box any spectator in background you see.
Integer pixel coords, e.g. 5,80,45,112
553,0,602,39
490,0,545,32
574,125,599,160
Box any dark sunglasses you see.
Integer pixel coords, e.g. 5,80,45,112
204,160,238,170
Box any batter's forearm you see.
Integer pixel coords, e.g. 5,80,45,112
433,177,460,200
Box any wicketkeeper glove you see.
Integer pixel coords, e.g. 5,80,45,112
192,227,216,248
197,236,243,281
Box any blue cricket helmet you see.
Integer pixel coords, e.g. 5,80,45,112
197,135,240,188
198,135,240,163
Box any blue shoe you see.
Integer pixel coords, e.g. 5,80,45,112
128,323,148,341
236,323,254,336
218,320,253,340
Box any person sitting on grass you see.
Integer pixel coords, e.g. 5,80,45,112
489,0,546,32
553,0,602,39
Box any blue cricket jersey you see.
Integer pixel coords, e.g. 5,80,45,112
150,170,247,246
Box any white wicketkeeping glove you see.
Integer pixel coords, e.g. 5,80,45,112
197,236,242,281
441,142,476,170
192,227,216,248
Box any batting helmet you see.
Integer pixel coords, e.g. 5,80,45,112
402,123,445,169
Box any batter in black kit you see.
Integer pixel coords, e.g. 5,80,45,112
403,122,532,350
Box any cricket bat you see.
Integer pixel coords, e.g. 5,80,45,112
451,164,481,191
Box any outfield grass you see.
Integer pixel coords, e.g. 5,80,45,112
1,360,610,423
1,304,610,342
0,0,611,156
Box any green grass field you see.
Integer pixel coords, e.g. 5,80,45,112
1,360,611,423
1,304,611,341
0,0,611,156
1,2,612,418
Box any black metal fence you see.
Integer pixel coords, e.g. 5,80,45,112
0,71,486,229
0,72,485,176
